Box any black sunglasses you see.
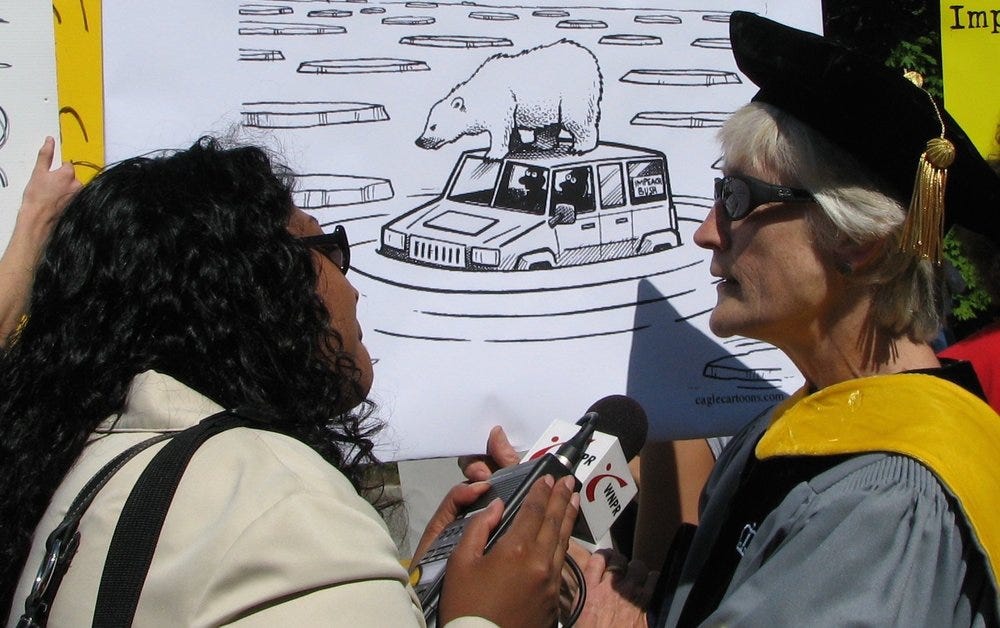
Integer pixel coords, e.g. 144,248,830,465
714,174,815,220
299,224,350,275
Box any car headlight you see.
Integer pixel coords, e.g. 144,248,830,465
470,247,500,266
382,228,407,250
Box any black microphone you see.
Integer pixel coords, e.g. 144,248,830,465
411,396,647,623
585,394,648,461
522,395,647,544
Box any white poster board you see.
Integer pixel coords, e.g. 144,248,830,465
101,1,822,460
0,4,61,248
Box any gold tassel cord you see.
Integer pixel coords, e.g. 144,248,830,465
900,137,955,264
898,71,954,265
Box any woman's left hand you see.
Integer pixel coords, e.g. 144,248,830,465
573,549,656,628
411,481,492,565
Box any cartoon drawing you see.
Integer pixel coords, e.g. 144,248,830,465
599,34,663,46
239,48,285,61
298,57,429,74
469,12,518,21
241,101,389,127
379,142,680,271
0,105,8,149
704,341,787,387
400,35,512,49
239,21,346,35
691,37,732,49
383,16,436,26
94,0,821,456
621,68,741,86
556,19,608,29
416,40,602,160
533,10,569,18
307,9,352,18
632,111,731,128
0,85,6,188
634,14,682,24
239,4,293,16
59,106,88,142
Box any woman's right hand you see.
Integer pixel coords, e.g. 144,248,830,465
437,474,579,627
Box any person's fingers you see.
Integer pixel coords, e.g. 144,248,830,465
593,548,629,583
452,497,503,559
33,137,56,175
531,475,574,551
457,455,495,482
413,481,491,563
486,425,520,468
549,477,578,567
583,547,609,585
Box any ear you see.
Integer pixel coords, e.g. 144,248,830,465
838,239,884,275
450,96,465,111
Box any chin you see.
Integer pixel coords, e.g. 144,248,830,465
708,308,746,339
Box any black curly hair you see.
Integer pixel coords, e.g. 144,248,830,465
0,137,383,616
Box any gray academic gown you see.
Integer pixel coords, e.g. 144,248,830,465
655,393,998,627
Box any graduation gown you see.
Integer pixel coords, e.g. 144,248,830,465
653,371,1000,627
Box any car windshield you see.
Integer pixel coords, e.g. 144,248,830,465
447,156,501,206
494,162,548,215
447,156,549,215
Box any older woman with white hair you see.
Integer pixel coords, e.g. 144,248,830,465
572,11,1000,628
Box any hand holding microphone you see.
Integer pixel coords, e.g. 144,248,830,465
437,475,579,628
417,396,648,625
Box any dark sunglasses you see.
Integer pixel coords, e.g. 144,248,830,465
714,174,815,220
299,224,350,275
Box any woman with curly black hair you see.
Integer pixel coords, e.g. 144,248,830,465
1,137,578,627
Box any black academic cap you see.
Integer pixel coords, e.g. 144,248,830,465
729,10,1000,254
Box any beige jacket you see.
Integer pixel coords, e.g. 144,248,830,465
11,370,493,627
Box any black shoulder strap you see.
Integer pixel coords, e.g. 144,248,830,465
17,434,174,628
91,409,257,628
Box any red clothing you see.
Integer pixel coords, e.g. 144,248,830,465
939,320,1000,414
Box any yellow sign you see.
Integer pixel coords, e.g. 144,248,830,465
940,1,1000,160
53,0,104,182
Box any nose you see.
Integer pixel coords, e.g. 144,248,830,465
693,202,727,251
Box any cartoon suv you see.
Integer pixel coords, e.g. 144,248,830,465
379,142,681,271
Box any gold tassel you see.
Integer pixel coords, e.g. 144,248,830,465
899,137,954,264
898,71,954,265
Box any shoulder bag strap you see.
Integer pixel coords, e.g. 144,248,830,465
92,409,259,628
16,434,174,628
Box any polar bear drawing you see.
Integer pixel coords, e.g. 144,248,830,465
415,39,603,160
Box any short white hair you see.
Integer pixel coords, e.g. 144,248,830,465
718,102,940,341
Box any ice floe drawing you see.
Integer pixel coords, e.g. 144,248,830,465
239,21,346,35
399,35,512,48
239,48,285,61
294,174,394,208
631,111,731,128
621,68,742,86
241,101,389,128
599,34,662,46
298,57,430,74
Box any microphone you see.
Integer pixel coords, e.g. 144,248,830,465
410,396,648,623
521,395,648,544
